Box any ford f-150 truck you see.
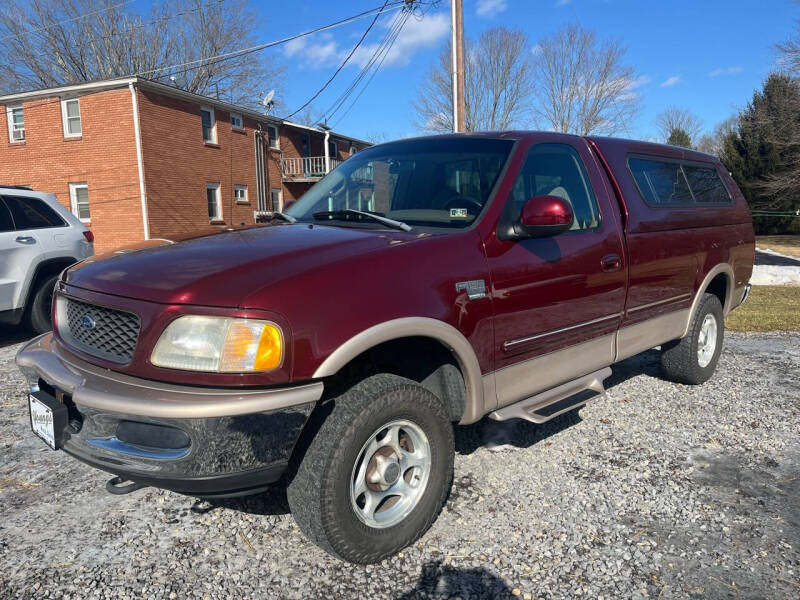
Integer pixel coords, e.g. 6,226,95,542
16,132,754,564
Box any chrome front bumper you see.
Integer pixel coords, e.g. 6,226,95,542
15,333,324,496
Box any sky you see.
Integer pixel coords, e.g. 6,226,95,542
245,0,796,142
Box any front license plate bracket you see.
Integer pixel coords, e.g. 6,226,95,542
29,390,69,450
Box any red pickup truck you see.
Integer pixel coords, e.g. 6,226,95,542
16,132,754,564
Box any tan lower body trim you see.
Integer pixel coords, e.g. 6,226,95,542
493,333,616,410
616,308,689,361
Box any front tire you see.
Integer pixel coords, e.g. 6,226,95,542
26,274,58,334
661,293,724,385
287,373,454,564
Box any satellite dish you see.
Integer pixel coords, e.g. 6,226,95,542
261,90,275,113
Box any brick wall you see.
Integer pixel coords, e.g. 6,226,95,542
0,88,143,253
136,89,262,239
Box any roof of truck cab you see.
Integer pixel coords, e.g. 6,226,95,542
372,132,719,163
587,135,719,163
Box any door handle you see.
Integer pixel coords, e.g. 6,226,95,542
601,253,622,272
15,236,36,245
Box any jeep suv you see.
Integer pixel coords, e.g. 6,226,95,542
16,133,754,564
1,186,94,333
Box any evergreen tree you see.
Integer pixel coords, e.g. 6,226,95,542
721,73,800,234
666,127,693,149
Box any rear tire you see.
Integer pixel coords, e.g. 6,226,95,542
287,373,454,564
25,274,58,334
660,293,724,385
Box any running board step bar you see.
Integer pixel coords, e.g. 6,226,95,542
489,367,612,424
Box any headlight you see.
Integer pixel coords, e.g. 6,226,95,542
151,316,283,372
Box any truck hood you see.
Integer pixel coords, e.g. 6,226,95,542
64,224,425,307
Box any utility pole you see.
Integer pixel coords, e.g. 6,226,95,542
450,0,465,133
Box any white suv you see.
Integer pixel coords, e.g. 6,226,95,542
0,186,94,333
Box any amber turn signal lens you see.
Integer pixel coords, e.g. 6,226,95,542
254,323,283,371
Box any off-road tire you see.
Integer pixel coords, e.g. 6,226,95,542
660,293,724,385
286,373,454,564
25,274,58,334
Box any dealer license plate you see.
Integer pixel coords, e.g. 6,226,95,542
29,394,57,449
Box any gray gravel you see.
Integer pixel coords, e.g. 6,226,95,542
1,329,798,599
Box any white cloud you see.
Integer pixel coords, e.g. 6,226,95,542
709,66,743,77
285,12,449,70
660,75,681,88
476,0,507,17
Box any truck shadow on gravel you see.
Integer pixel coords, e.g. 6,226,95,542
397,561,517,599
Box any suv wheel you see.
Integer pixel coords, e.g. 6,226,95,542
287,373,454,564
26,274,58,334
660,293,724,385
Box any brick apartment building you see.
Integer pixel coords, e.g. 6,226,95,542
0,77,369,252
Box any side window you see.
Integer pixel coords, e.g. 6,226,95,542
5,196,66,230
0,199,14,232
507,143,601,231
628,157,693,206
683,164,731,204
69,182,91,222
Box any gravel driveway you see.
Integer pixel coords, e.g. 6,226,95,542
1,330,798,599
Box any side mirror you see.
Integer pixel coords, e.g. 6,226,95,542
504,195,573,240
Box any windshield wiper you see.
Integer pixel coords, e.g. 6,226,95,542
312,209,412,232
270,211,296,223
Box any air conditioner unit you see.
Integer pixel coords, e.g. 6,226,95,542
12,128,24,141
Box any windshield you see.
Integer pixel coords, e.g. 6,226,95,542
285,138,514,229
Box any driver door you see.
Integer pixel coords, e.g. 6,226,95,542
484,139,627,408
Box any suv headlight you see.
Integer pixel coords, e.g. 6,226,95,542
151,316,283,372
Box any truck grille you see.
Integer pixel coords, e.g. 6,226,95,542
57,297,140,364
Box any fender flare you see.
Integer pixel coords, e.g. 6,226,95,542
681,263,735,338
312,317,485,424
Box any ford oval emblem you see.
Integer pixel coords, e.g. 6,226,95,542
81,315,96,330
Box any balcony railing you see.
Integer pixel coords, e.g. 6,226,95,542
281,156,343,182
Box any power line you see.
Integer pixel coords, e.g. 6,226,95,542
30,0,227,60
0,0,137,42
283,0,391,120
136,2,408,81
324,6,414,125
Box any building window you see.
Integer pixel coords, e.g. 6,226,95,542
201,106,216,143
61,98,82,138
234,184,248,204
230,112,243,130
350,143,357,156
267,125,279,149
206,182,221,220
69,182,90,222
7,105,25,142
328,140,338,158
270,188,282,212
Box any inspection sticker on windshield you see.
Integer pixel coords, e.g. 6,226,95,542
450,208,468,219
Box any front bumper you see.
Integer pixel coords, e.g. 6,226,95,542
16,333,323,497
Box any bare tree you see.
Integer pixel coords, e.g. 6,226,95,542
0,0,284,107
413,27,533,133
696,117,738,156
529,24,639,136
654,107,704,144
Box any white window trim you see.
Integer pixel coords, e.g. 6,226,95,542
234,184,248,204
201,106,216,143
230,112,244,130
350,143,357,155
61,98,82,138
206,182,222,221
267,124,279,149
6,104,24,142
68,182,90,223
270,188,283,212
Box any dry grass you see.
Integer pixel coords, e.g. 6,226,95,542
756,235,800,259
726,285,800,332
